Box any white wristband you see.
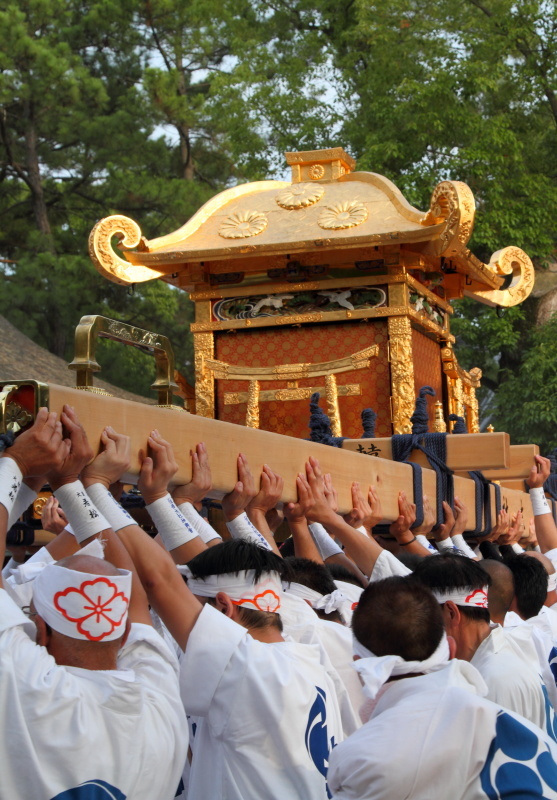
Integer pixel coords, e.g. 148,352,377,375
416,534,439,555
0,457,23,518
511,542,525,555
178,502,222,544
7,482,38,529
146,493,198,551
451,534,477,559
309,522,343,560
54,480,110,544
86,483,135,533
226,512,272,551
436,538,456,553
530,487,551,516
356,525,369,538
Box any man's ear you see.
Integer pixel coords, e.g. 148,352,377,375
442,600,461,631
34,615,51,648
215,592,236,618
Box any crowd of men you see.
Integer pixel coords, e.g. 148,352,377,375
2,406,557,798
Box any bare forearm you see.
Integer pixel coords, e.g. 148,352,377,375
320,513,383,577
324,552,368,585
289,519,323,563
45,530,80,561
117,523,202,649
247,508,281,556
534,514,557,553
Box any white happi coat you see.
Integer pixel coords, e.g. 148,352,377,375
181,604,345,800
0,589,188,800
472,624,557,742
328,659,557,800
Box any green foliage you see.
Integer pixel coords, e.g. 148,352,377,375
495,315,557,452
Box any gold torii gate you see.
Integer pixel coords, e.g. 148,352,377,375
202,345,378,432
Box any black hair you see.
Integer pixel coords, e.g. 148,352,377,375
326,562,367,589
396,553,425,572
279,537,295,558
480,559,515,622
285,557,342,622
186,540,289,632
507,554,547,619
352,577,445,662
411,552,491,624
285,557,337,596
187,539,291,583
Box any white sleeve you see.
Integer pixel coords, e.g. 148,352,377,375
178,503,222,544
545,549,557,572
2,558,19,582
7,483,37,529
416,535,439,555
0,588,81,702
451,534,478,559
226,512,272,551
309,522,343,559
118,623,183,705
370,549,412,581
180,604,247,718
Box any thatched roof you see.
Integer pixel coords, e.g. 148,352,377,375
0,315,154,404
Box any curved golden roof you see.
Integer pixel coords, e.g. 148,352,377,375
89,147,534,308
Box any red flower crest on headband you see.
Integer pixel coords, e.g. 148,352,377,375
464,588,488,608
54,577,129,641
235,589,281,613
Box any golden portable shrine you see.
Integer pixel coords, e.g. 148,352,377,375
0,147,542,534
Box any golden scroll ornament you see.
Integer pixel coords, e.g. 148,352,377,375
219,210,268,239
423,181,475,257
318,201,368,230
275,183,325,209
470,247,535,308
89,215,160,286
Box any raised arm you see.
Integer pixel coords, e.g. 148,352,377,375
221,454,280,553
303,458,387,578
526,456,557,554
139,430,207,564
0,409,66,586
171,443,222,548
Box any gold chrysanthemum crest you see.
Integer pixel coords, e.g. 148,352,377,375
275,183,325,210
318,201,368,230
219,210,268,239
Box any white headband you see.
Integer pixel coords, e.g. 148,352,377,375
548,573,557,593
284,582,351,623
33,563,131,642
182,567,282,612
432,586,489,609
353,632,451,700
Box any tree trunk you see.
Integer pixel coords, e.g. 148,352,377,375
23,99,54,249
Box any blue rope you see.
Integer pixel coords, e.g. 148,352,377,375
391,386,453,527
361,408,377,438
307,392,346,448
0,432,15,453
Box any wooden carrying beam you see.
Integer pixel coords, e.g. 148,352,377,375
480,444,540,481
342,433,511,472
1,382,532,529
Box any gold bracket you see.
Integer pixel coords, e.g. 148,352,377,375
68,315,181,407
0,381,50,435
